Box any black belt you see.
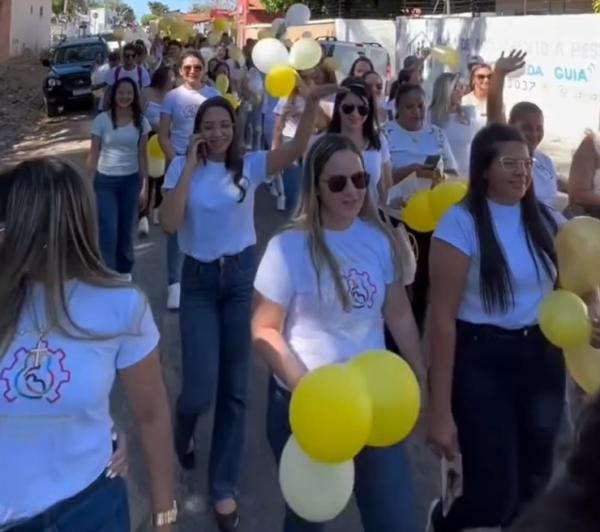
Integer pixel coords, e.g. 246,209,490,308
457,320,540,339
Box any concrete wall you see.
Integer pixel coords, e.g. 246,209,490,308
397,14,600,140
9,0,52,57
0,0,12,62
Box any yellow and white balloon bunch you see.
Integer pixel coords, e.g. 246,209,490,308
538,217,600,395
147,136,165,179
280,350,420,522
250,3,324,100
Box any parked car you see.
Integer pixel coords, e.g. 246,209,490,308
41,36,109,117
318,37,392,89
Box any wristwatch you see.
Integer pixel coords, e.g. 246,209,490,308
152,501,178,527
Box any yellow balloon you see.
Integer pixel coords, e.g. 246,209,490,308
265,65,297,98
350,350,420,447
538,290,591,349
147,135,164,160
290,364,372,463
563,345,600,395
289,37,323,71
402,189,437,233
207,31,222,47
430,45,460,69
215,73,230,95
213,17,228,32
429,181,467,221
148,156,165,179
555,216,600,295
223,92,240,110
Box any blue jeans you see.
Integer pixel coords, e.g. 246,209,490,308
282,163,301,215
176,246,256,501
94,171,140,274
167,232,183,285
6,474,129,532
266,379,418,532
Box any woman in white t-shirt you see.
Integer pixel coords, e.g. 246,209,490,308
314,77,391,206
487,50,560,209
426,123,574,531
429,72,483,177
461,61,492,122
383,83,457,330
363,70,389,126
252,133,422,532
158,51,221,310
87,77,150,279
160,85,338,531
0,158,175,531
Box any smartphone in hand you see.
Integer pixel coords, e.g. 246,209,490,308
424,154,442,169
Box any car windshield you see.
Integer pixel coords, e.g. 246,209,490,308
54,44,105,64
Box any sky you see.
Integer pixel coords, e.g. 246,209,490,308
127,1,195,17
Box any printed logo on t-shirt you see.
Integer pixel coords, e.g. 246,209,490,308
342,268,377,309
0,340,71,403
182,104,200,120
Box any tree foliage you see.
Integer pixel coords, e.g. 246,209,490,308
51,0,88,16
260,0,325,15
148,1,171,16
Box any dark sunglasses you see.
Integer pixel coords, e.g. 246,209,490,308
183,65,203,72
476,74,491,80
341,103,369,116
322,171,370,193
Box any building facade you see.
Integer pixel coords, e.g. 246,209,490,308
0,0,52,61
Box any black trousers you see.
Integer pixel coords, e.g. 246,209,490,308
433,320,566,531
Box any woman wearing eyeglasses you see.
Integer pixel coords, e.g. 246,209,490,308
426,124,569,532
252,133,422,532
158,51,220,310
462,62,492,122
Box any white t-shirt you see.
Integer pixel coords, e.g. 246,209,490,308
105,64,151,89
91,112,151,176
308,131,391,201
254,219,396,380
161,84,221,155
144,100,162,131
436,110,482,178
163,151,268,261
533,150,558,208
274,96,305,139
384,120,457,172
0,281,159,525
433,201,558,329
461,92,487,121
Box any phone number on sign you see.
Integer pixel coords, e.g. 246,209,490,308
506,79,537,91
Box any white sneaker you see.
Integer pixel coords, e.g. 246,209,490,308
276,195,286,211
138,217,149,236
269,181,279,197
167,282,181,310
151,209,160,225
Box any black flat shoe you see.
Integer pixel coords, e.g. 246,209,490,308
214,506,240,532
174,418,195,470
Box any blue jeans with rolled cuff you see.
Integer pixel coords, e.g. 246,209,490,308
94,171,140,274
266,378,419,532
431,320,566,532
4,474,129,532
176,246,256,502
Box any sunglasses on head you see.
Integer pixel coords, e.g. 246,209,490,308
341,103,369,117
322,171,370,193
183,65,203,72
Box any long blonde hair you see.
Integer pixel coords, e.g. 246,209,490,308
0,157,134,359
429,72,462,128
289,133,415,311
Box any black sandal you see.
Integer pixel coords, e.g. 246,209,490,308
174,414,196,470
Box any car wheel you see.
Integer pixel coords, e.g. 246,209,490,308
45,98,60,117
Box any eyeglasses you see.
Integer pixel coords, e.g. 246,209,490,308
476,74,492,80
498,156,535,173
322,172,370,193
341,104,369,117
183,65,203,73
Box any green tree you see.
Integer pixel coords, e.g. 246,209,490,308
140,13,158,25
594,0,600,12
51,0,88,16
148,1,171,15
261,0,325,15
116,3,136,23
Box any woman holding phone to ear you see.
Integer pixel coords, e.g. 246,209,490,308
160,84,339,532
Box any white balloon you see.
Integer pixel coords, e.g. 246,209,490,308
289,38,322,71
285,3,311,26
279,436,354,523
507,63,527,79
199,47,216,62
251,38,290,74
